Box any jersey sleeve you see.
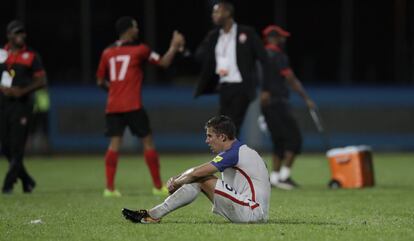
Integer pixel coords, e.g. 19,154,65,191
210,148,239,172
141,44,161,65
31,53,46,78
276,53,292,77
96,50,108,79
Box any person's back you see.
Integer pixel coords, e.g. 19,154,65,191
220,141,271,220
98,41,155,114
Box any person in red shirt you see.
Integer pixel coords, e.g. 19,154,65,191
96,16,185,197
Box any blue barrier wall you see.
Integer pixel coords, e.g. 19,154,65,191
49,86,414,152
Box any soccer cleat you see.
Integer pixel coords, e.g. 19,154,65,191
122,208,160,224
152,186,169,196
272,178,299,190
103,189,122,197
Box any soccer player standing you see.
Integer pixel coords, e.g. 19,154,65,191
96,16,185,197
0,20,47,194
122,115,271,223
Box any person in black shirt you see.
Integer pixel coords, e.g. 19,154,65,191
0,20,47,194
260,25,315,190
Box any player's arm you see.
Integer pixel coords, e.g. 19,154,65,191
1,74,47,98
167,162,218,193
0,54,47,98
97,77,109,91
250,29,272,106
96,52,109,91
285,71,315,109
158,31,185,68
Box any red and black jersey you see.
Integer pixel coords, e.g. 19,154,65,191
264,43,292,99
0,44,45,89
96,40,160,113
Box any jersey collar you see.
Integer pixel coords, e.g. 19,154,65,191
265,43,282,52
4,43,27,53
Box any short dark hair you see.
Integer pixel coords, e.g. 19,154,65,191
217,1,235,17
115,16,135,36
205,115,236,140
7,20,25,34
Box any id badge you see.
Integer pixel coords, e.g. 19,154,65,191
0,49,8,63
1,70,13,87
216,56,229,77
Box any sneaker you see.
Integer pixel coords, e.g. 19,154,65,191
122,208,160,224
2,188,13,194
103,189,122,197
23,179,36,193
152,186,169,196
272,178,299,190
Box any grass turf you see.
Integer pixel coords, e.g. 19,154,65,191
0,153,413,241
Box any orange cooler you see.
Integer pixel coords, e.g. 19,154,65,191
326,145,375,188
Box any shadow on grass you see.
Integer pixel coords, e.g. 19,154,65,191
158,219,339,226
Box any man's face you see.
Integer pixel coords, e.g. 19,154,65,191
211,4,229,26
205,127,224,154
130,20,139,40
8,31,26,47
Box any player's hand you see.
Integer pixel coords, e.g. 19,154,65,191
166,175,180,194
260,91,271,106
171,30,185,52
305,98,316,110
0,86,25,97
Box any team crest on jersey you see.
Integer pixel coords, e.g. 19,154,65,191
22,52,29,59
238,33,247,44
212,155,223,163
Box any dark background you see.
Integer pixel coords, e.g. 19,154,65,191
1,0,414,86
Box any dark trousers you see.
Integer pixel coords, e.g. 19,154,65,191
0,100,34,191
261,99,302,159
219,83,252,135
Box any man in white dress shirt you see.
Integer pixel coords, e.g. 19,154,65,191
194,1,270,135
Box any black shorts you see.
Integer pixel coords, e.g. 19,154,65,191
105,109,151,138
261,100,302,158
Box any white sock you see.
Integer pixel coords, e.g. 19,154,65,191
279,166,291,181
149,183,201,219
270,171,280,185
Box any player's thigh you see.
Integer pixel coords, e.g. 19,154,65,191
126,109,152,138
213,180,263,223
9,104,32,153
105,113,126,137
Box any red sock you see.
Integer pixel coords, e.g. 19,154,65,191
105,149,119,191
144,149,162,189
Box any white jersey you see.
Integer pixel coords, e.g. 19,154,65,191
210,140,271,221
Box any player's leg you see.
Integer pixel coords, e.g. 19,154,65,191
277,103,303,189
103,113,125,197
212,179,265,223
2,104,34,193
122,176,217,223
219,85,251,136
262,102,286,187
128,109,165,194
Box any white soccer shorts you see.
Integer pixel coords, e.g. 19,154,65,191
212,179,265,223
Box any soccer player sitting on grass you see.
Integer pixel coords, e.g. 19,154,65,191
122,115,271,223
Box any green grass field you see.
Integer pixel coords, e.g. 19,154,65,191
0,153,413,241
